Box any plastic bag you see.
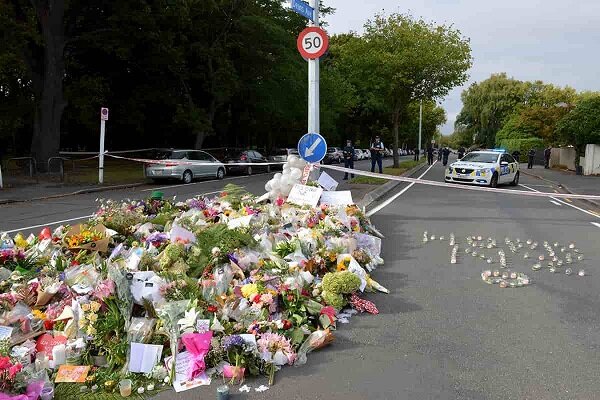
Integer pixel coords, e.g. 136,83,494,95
64,263,99,293
214,265,234,296
294,329,334,366
130,271,165,305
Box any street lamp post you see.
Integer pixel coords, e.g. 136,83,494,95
418,99,423,159
308,0,320,134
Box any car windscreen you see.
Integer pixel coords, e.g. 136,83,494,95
460,153,499,163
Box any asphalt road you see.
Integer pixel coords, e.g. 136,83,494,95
3,155,600,399
0,157,409,235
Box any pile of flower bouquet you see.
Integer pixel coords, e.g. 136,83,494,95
0,180,388,399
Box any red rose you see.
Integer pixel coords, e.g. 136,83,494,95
252,294,262,304
282,320,292,330
43,320,54,330
207,305,218,313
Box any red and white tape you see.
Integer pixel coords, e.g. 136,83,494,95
105,153,285,167
320,164,600,201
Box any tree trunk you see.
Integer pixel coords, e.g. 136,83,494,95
392,107,401,168
30,0,66,171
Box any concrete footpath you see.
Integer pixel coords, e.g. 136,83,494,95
521,164,600,207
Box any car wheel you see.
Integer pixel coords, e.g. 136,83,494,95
182,170,193,184
216,167,225,180
246,166,253,176
490,173,498,188
511,171,520,186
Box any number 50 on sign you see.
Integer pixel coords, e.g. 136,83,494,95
297,27,329,59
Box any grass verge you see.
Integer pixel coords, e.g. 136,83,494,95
63,159,146,185
349,159,425,185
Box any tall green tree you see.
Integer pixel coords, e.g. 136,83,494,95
555,95,600,169
333,14,471,167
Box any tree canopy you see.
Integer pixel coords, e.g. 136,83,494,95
332,14,471,166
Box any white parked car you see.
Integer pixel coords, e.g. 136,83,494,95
145,149,226,184
445,150,519,188
362,149,371,159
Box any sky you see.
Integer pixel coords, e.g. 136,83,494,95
322,0,600,135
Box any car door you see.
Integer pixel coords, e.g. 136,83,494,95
187,151,203,177
198,151,217,177
253,151,267,171
499,154,513,183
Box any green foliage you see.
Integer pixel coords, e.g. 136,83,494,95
322,271,361,294
187,224,255,277
456,73,577,147
556,96,600,165
497,138,544,157
332,13,471,166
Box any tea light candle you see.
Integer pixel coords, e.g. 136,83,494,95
52,344,66,367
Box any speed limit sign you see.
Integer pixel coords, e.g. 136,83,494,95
297,27,329,59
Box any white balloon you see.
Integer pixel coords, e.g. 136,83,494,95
265,180,273,192
287,155,298,163
290,168,302,180
282,168,291,176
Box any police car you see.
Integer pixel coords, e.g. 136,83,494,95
445,150,519,188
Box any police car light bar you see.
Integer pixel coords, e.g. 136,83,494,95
489,148,507,153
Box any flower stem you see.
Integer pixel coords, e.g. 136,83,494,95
268,363,275,386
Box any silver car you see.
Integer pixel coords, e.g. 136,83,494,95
145,149,226,184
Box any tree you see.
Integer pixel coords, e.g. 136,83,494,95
555,96,600,169
334,14,471,167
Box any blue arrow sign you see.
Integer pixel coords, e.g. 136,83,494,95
291,0,314,21
298,133,327,163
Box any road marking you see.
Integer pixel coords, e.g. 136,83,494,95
549,200,562,206
520,184,600,220
367,161,437,217
565,198,573,203
1,214,96,234
592,222,600,229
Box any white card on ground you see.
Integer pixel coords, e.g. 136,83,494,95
287,184,323,207
128,343,163,373
0,326,13,339
317,172,338,191
168,351,211,392
320,190,353,206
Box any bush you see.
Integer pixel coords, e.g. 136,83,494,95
497,138,544,161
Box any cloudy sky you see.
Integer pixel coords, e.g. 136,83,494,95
322,0,600,135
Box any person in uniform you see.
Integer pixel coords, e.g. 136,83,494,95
544,147,552,169
370,136,384,173
342,139,355,180
426,145,434,165
527,148,536,169
437,148,442,161
413,147,419,161
512,150,521,163
442,147,450,166
457,146,465,159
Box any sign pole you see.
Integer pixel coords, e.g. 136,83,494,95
418,99,423,158
99,107,108,185
99,119,105,184
308,0,320,134
0,162,3,189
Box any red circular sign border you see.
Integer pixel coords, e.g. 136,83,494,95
297,27,329,60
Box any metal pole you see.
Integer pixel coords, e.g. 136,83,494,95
418,99,423,156
0,162,3,189
99,119,106,184
308,0,320,134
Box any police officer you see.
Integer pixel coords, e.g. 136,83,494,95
527,148,536,169
544,147,552,169
343,139,355,180
413,147,419,161
426,145,434,165
442,147,450,166
457,146,465,159
437,147,442,161
370,136,384,173
512,150,521,163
